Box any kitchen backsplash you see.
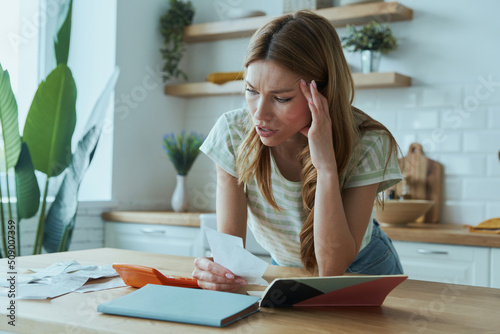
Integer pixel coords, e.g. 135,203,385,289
187,83,500,225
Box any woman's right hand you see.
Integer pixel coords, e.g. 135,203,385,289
192,257,247,292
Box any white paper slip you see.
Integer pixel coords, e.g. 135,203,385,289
205,227,269,286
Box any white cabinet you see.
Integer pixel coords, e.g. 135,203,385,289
105,222,203,257
492,248,500,289
392,241,490,287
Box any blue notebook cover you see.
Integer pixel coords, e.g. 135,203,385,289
97,284,260,327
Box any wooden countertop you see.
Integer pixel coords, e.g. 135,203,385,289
102,211,500,248
382,223,500,248
1,248,499,333
102,211,212,227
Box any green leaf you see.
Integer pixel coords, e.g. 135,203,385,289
43,126,98,252
0,64,21,169
23,64,77,178
43,68,119,252
15,142,40,220
54,0,73,65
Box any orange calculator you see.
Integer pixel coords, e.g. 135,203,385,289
113,263,200,289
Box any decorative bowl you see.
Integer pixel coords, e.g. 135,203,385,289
374,200,435,225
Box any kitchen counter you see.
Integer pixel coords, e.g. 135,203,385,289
102,211,500,248
1,248,499,333
101,211,209,227
382,223,500,248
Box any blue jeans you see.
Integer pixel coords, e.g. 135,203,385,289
271,220,404,275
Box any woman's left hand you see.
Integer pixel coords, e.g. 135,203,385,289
299,79,337,172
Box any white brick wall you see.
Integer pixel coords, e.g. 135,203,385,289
365,84,500,225
5,201,116,256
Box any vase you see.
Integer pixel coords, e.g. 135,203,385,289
360,50,382,73
171,174,189,212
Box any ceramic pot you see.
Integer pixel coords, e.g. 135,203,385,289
171,174,189,212
361,50,381,73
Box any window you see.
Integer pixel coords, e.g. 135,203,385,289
0,0,116,201
0,0,41,199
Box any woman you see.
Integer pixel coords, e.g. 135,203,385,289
193,10,403,291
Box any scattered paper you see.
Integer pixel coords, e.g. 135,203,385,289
74,277,126,293
205,228,268,286
0,260,124,299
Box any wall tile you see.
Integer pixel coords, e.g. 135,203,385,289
443,178,463,201
463,132,500,152
366,110,397,133
393,132,418,154
398,110,440,130
487,154,500,176
421,85,462,108
488,106,500,128
417,130,461,154
441,201,484,225
463,178,500,200
485,203,500,219
441,108,487,129
188,169,217,211
69,241,104,251
439,154,485,176
463,78,500,105
375,87,421,109
77,216,104,229
353,90,378,110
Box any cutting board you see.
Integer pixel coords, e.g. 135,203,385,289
393,143,443,223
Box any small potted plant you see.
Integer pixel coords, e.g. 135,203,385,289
162,131,205,212
160,0,195,82
341,20,398,73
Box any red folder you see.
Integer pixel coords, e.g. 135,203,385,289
260,275,407,307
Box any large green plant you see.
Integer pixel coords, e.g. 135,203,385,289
160,0,195,82
0,0,118,256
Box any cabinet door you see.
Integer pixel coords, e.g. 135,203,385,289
392,241,490,287
105,222,201,257
492,248,500,289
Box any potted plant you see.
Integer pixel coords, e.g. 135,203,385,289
162,131,205,212
160,0,195,82
341,20,398,73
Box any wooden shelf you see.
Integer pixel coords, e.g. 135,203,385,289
164,80,245,98
164,72,411,98
352,72,411,89
184,2,412,43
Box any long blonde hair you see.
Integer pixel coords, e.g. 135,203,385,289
236,10,398,272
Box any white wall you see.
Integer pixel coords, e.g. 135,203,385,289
112,0,185,210
184,0,500,224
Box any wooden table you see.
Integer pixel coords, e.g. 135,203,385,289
1,248,499,333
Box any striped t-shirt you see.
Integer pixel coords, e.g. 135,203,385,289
200,108,402,267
